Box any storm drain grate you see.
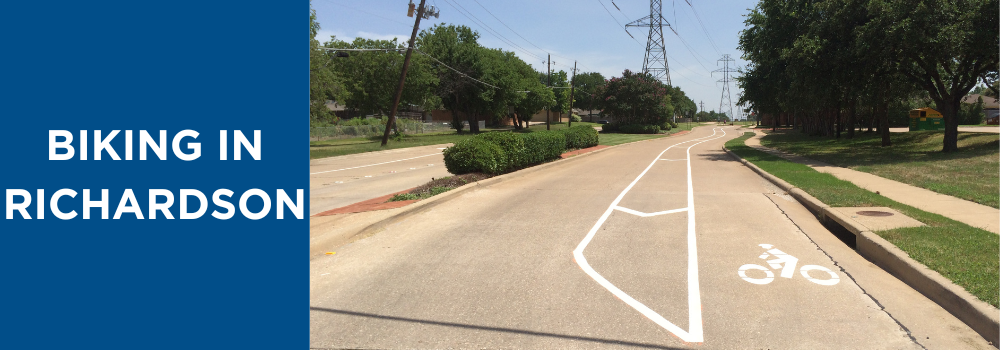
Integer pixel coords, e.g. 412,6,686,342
856,210,894,217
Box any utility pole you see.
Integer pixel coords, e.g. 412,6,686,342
380,0,438,146
546,54,551,131
568,61,577,128
699,100,705,123
626,0,672,85
712,54,738,126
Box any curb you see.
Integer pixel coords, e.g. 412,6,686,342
344,130,693,244
723,145,1000,347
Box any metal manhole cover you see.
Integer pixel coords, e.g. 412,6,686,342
857,210,894,217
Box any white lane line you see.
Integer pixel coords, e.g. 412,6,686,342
573,127,729,343
614,206,688,217
310,153,440,175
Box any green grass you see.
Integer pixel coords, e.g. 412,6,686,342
760,130,999,208
594,121,701,146
310,121,706,159
388,186,452,202
309,130,499,159
727,132,999,308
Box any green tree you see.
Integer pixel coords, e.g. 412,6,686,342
599,69,673,126
309,5,339,126
571,72,606,112
325,37,437,119
876,0,999,151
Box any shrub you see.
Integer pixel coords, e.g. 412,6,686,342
619,124,661,134
561,125,599,149
669,121,678,129
477,132,526,169
444,131,566,175
443,138,505,174
571,114,582,122
601,123,619,133
521,131,566,165
661,122,672,131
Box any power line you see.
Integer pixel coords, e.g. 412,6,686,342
413,48,501,90
681,0,722,56
438,0,546,63
469,0,549,56
318,0,412,29
597,0,641,43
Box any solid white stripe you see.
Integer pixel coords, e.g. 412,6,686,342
309,153,440,175
573,127,729,343
614,206,688,217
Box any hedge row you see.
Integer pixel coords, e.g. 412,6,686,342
562,125,599,149
444,131,566,175
602,123,662,134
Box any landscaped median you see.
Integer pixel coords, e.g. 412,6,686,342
724,131,999,344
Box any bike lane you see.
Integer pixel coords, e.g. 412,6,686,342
579,126,921,349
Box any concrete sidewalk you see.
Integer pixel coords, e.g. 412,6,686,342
745,132,999,234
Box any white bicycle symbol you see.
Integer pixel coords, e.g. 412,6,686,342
738,244,840,286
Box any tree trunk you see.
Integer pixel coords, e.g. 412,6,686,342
878,102,891,147
835,104,842,139
466,104,479,134
847,99,857,139
939,98,960,152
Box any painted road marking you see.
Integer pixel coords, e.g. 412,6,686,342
309,153,441,175
614,206,688,217
574,127,729,343
739,244,840,286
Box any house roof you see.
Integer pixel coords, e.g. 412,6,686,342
962,94,999,109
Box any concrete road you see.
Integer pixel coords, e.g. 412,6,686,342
310,144,454,215
310,126,991,349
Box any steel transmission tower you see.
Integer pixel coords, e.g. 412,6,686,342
712,54,738,122
626,0,671,85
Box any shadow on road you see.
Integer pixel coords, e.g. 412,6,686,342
309,307,688,349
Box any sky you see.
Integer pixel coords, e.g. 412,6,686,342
313,0,759,119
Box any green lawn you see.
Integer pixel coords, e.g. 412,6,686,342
760,130,999,208
310,121,709,159
309,131,481,159
727,132,999,308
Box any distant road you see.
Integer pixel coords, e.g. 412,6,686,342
309,144,453,216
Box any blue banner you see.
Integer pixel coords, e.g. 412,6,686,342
0,1,305,348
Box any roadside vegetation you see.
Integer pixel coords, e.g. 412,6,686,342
387,173,491,202
726,132,999,308
737,0,997,152
761,130,999,208
310,4,704,160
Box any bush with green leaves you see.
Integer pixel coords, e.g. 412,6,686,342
443,138,506,174
521,131,566,165
561,125,599,149
571,114,582,122
477,132,526,170
661,122,672,131
444,131,566,175
601,123,618,133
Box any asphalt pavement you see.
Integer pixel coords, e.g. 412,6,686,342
310,126,992,349
310,144,454,215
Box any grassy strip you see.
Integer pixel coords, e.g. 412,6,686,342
727,132,999,308
386,173,491,202
310,130,500,159
388,186,452,202
760,130,999,208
